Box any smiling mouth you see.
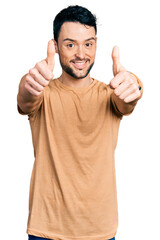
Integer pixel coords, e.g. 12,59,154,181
71,60,89,69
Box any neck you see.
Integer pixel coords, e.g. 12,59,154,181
59,72,93,88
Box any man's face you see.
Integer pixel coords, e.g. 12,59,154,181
56,22,97,79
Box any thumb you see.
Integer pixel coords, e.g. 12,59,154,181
46,39,55,72
112,46,126,76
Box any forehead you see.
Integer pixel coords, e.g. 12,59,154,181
58,22,96,42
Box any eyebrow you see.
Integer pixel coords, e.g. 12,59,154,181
63,37,96,42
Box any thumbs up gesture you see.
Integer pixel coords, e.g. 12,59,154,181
110,46,141,103
25,39,55,96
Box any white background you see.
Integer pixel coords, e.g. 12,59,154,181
0,0,160,239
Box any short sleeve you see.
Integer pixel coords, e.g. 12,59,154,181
17,104,28,115
17,96,43,120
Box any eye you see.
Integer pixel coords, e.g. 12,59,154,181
85,42,92,47
67,43,74,48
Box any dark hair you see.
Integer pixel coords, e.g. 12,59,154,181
53,5,97,42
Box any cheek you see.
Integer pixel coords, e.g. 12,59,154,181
88,47,96,58
89,51,96,61
59,48,74,61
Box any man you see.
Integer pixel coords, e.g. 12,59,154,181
17,5,143,240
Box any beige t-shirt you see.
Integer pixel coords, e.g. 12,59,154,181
18,78,140,240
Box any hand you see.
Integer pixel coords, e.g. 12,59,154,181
109,46,141,103
24,39,55,96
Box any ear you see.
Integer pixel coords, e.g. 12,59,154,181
52,39,58,53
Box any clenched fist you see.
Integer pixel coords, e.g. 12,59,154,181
25,39,55,96
17,39,56,114
110,46,141,103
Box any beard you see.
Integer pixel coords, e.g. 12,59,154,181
59,55,94,79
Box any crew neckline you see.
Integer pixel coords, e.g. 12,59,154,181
55,78,97,92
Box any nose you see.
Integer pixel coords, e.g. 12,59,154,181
75,45,85,59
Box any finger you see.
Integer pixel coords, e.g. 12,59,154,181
35,61,53,81
118,84,139,100
29,67,49,86
114,75,139,95
26,74,44,92
25,83,42,96
109,71,126,89
124,90,141,103
46,39,55,71
114,81,131,96
112,46,126,76
112,46,120,76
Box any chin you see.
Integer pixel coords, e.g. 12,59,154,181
63,63,94,80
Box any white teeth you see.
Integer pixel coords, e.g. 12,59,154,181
74,61,87,65
71,60,88,69
76,62,85,65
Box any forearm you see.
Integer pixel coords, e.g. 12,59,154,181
111,92,138,115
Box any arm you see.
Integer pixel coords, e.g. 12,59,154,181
110,72,143,116
17,74,44,114
110,46,143,116
17,39,55,114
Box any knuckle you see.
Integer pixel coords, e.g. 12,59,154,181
46,72,53,80
29,68,36,76
43,81,49,87
28,68,33,75
114,88,120,96
130,74,137,83
124,98,128,103
125,81,130,88
39,85,44,91
34,82,43,92
114,89,118,95
119,94,124,100
25,74,31,83
35,61,43,69
110,78,117,88
132,84,138,91
34,91,41,96
32,87,42,96
33,92,38,96
31,90,37,96
127,78,133,85
35,62,40,69
24,82,29,90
